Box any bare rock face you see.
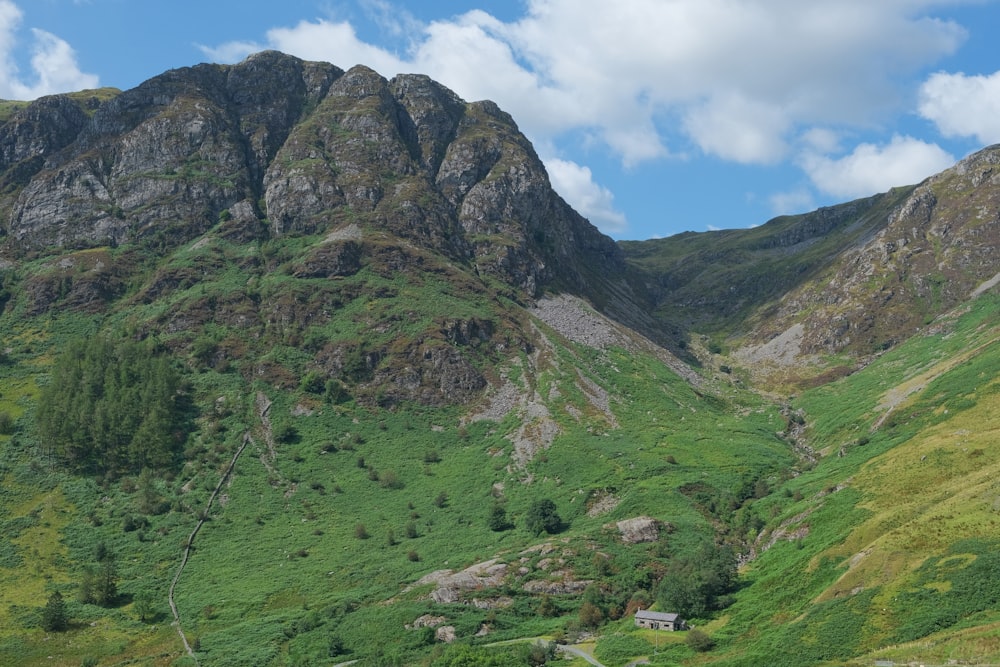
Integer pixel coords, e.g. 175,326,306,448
6,53,340,251
435,626,457,643
612,516,663,544
410,559,509,605
0,51,633,407
0,94,90,174
1,51,623,301
750,144,1000,357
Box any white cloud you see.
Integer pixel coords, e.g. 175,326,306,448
770,189,816,216
0,1,98,99
360,0,422,39
801,135,955,199
198,40,260,65
683,93,790,164
545,158,627,234
919,70,1000,145
204,0,971,168
800,128,843,154
266,20,406,75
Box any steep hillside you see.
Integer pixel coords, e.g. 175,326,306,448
620,188,912,341
623,145,1000,386
0,52,787,666
0,51,998,667
706,292,1000,665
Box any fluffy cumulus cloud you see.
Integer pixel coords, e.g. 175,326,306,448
919,70,1000,145
801,136,955,199
198,0,979,230
206,0,969,166
770,189,816,217
545,158,627,233
0,0,98,99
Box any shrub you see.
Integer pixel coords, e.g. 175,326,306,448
274,423,297,443
328,635,346,658
686,628,715,652
525,498,563,535
579,601,604,629
0,411,14,435
354,523,369,539
299,371,325,394
538,594,556,617
379,470,403,489
487,503,513,531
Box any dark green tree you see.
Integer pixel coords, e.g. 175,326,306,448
656,540,736,618
41,590,68,631
37,336,189,476
487,503,513,531
133,589,157,622
93,558,119,607
525,498,563,535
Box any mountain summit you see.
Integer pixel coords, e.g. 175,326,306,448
2,51,621,297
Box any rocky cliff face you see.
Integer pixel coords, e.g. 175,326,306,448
0,51,634,406
3,50,996,399
744,145,1000,358
0,51,622,299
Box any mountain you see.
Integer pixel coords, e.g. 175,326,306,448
623,150,1000,384
0,52,997,667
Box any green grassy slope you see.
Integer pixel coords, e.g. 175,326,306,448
0,230,795,666
619,188,912,341
700,292,1000,665
1,232,997,666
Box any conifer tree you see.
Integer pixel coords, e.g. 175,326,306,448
42,590,68,631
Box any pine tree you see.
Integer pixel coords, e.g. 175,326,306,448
94,558,118,607
42,590,68,631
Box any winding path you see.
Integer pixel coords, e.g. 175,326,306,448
168,393,272,663
557,644,608,667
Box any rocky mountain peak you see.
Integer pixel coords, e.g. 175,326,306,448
0,51,624,304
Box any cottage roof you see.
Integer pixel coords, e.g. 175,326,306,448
635,610,680,622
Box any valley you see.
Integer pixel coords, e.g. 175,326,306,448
0,52,998,666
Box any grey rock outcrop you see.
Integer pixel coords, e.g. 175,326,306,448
1,51,624,302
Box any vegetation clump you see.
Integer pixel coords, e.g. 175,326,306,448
524,498,563,536
37,336,190,476
41,591,68,632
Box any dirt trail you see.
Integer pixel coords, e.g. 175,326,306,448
168,392,272,663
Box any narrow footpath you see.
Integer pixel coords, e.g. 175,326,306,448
168,393,272,663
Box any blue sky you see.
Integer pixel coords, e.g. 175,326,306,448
2,1,1000,241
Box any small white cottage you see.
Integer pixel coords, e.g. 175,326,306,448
634,609,686,631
